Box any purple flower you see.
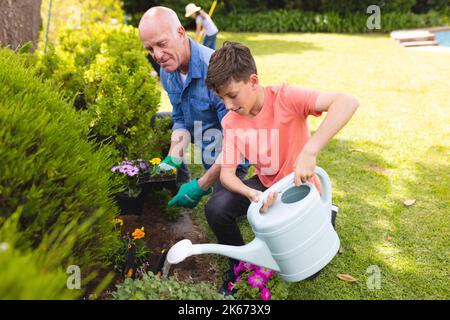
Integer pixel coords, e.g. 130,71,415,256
126,166,139,176
261,287,271,300
138,161,150,170
121,160,133,166
119,164,133,173
254,266,274,280
111,166,120,173
248,272,266,290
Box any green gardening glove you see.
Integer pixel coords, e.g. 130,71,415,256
159,155,183,171
167,178,212,208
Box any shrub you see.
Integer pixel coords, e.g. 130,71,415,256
0,207,114,299
36,22,162,161
112,271,233,300
214,9,449,33
0,48,121,270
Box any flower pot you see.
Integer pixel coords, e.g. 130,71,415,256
138,172,178,193
115,192,144,215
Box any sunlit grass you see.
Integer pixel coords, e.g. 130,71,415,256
161,32,449,299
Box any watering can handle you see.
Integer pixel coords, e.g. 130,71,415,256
257,166,332,211
314,167,332,211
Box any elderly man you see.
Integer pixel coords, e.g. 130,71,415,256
138,7,247,208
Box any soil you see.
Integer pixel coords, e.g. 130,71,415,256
119,201,221,283
83,189,222,300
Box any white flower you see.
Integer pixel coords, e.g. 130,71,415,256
0,242,9,252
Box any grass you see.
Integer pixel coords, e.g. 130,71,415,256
160,32,450,299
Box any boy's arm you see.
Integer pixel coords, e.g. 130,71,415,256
221,166,261,202
295,92,359,185
221,166,278,212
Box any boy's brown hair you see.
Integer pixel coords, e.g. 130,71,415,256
206,41,257,94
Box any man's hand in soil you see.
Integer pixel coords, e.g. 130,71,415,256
159,155,182,171
167,179,211,208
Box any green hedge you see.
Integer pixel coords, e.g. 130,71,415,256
36,22,162,161
0,208,113,299
214,10,449,33
0,48,121,271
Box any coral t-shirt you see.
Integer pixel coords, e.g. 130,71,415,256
221,84,322,190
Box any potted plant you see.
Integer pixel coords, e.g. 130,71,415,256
111,158,177,215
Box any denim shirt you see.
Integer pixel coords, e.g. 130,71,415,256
160,38,227,170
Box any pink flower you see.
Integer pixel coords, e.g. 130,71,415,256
248,272,266,289
261,287,271,300
227,282,234,292
236,276,241,283
255,266,274,280
234,261,244,275
243,262,256,271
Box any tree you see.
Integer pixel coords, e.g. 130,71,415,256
0,0,42,52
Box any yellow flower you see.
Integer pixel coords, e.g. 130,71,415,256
171,169,177,175
149,157,161,165
132,228,145,240
112,218,123,227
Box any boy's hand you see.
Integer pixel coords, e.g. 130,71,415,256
294,151,317,186
246,188,263,203
260,192,279,213
245,188,279,214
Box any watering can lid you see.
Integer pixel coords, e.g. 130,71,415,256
247,174,318,234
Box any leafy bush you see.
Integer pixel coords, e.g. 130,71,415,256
112,271,232,300
214,9,449,33
0,48,121,270
40,0,125,49
0,207,114,299
36,22,162,161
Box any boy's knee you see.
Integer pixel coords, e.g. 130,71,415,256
205,194,230,225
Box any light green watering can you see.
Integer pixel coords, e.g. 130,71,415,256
167,167,340,282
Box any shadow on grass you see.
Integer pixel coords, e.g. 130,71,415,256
217,33,323,56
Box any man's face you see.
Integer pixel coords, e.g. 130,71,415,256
217,77,258,116
139,23,186,73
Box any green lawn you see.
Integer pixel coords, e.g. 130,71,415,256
161,32,450,299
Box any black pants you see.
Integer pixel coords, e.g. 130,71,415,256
205,173,266,247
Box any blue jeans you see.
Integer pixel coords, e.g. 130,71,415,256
203,33,217,50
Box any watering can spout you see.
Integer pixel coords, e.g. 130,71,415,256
167,238,280,272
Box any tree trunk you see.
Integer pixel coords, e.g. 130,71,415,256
0,0,42,52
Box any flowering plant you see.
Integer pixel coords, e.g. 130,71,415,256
230,261,289,300
106,219,151,275
111,158,176,198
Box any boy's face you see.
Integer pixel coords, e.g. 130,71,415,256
217,74,260,116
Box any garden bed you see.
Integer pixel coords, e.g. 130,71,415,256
119,202,220,283
85,193,221,300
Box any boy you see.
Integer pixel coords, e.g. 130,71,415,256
205,42,359,295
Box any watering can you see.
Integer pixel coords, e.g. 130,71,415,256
167,167,340,282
